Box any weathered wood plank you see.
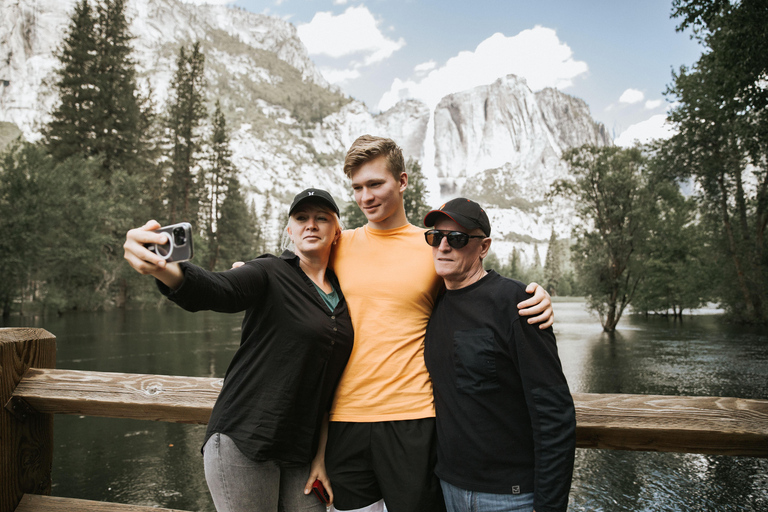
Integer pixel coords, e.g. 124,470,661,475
11,368,221,424
573,392,768,457
14,494,190,512
10,369,768,457
1,329,56,512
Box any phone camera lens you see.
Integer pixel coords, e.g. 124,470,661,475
173,227,186,245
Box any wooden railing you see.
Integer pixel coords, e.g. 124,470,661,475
2,328,767,512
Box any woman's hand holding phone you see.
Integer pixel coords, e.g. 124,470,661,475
124,220,185,290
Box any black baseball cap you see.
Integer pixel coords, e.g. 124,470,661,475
288,188,339,216
423,197,491,236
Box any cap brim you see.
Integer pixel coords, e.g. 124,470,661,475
424,210,480,232
290,196,339,216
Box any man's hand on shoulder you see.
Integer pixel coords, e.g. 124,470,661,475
517,282,553,329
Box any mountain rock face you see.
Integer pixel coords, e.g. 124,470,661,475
432,76,610,260
0,0,610,261
0,0,326,134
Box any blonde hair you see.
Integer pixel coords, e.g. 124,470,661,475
343,135,404,181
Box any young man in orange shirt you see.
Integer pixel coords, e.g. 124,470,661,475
325,135,554,512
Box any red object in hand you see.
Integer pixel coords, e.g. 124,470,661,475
311,479,330,504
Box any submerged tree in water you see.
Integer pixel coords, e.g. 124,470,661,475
554,145,656,332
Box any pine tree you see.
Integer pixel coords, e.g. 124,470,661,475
508,247,520,277
259,194,281,254
167,42,207,228
203,101,257,270
135,84,166,220
91,0,143,181
44,0,99,161
43,0,155,309
216,177,260,270
533,244,542,269
544,228,563,296
483,253,504,275
343,200,367,229
403,158,431,226
45,0,144,183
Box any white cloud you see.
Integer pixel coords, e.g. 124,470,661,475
178,0,234,5
619,88,644,104
645,99,663,109
297,6,405,66
414,60,437,74
321,67,361,84
615,114,675,147
377,26,587,111
333,0,349,4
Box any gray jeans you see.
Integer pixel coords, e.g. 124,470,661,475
203,433,326,512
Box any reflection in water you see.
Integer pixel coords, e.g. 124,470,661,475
3,303,767,511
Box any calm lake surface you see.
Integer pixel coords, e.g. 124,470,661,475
3,302,767,511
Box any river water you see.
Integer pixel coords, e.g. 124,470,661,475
3,303,767,511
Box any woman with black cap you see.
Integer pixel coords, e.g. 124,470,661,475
123,188,353,512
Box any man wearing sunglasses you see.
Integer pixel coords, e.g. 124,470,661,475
423,198,576,512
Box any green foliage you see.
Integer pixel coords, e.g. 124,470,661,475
485,247,543,286
543,229,564,296
461,167,545,211
167,42,207,229
204,31,351,126
508,247,520,277
483,253,504,275
40,0,158,310
342,200,367,230
200,101,261,270
91,0,143,181
0,122,22,152
631,184,712,317
664,0,768,323
134,85,166,221
403,158,431,226
0,141,114,315
215,186,261,270
37,157,115,312
45,0,145,183
554,145,660,332
201,101,233,269
44,0,99,162
0,142,47,316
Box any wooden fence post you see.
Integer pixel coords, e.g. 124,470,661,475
0,328,56,512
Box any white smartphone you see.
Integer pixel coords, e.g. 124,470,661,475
146,222,194,263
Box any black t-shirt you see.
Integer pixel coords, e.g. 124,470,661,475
424,270,575,512
158,251,354,465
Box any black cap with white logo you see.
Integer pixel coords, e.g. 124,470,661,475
288,188,339,216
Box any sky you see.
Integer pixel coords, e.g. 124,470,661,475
184,0,704,147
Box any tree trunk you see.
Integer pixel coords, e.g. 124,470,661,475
602,302,618,332
717,172,757,319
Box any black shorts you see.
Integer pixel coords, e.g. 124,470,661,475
325,418,445,512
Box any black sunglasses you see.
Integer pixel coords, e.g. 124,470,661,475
424,229,486,249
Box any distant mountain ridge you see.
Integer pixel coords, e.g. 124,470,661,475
0,0,612,261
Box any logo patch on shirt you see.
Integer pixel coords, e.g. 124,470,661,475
511,485,521,495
